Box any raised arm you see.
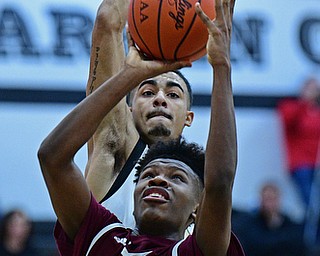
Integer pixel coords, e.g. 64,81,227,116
38,41,190,240
194,0,237,255
84,0,138,202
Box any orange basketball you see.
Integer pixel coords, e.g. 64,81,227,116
128,0,216,62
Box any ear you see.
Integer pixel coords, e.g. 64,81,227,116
187,204,199,226
184,110,194,127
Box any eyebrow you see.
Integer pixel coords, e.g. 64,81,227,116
142,164,189,174
142,159,195,178
139,166,191,183
138,79,185,93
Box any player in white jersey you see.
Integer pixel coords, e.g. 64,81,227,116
85,0,195,229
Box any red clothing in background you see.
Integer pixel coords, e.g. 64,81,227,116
278,99,320,173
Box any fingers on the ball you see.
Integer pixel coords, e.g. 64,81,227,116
195,3,213,27
175,61,192,70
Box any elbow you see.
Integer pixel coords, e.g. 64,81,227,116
37,140,52,169
37,138,61,171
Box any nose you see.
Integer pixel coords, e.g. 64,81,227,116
148,176,168,187
153,92,167,108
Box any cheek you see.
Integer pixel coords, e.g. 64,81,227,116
134,180,147,198
134,182,142,196
131,108,143,125
183,186,199,203
133,101,147,118
176,186,195,203
173,105,188,120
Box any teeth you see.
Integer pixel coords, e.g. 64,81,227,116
149,193,164,199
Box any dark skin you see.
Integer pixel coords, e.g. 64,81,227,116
38,1,237,255
133,159,202,240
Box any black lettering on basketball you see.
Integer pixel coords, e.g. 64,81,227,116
140,1,149,23
168,0,192,30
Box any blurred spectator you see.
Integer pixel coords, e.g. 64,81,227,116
277,77,320,208
277,77,320,254
232,181,306,256
0,209,37,255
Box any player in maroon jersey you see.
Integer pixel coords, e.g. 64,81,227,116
38,0,244,255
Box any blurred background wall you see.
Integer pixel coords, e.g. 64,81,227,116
0,0,319,223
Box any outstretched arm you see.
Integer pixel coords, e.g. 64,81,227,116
194,1,237,255
84,0,138,202
38,40,191,240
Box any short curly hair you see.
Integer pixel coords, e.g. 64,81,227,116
134,138,205,185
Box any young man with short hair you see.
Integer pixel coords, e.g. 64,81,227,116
38,1,243,255
84,0,236,230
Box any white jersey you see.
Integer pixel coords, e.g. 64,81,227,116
100,139,148,228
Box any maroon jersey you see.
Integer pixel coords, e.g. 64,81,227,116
54,196,245,256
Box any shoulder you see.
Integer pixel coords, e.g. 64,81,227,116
54,195,122,255
178,234,245,256
227,232,246,256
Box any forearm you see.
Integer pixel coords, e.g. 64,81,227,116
86,0,128,95
196,63,237,256
86,23,125,96
206,64,237,187
85,34,128,179
39,67,144,168
194,1,237,255
85,0,129,178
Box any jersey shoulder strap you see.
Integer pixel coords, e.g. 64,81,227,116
100,138,147,203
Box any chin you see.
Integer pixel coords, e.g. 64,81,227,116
147,125,171,137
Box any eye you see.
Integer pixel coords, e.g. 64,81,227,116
171,174,184,182
140,170,155,180
167,92,179,98
142,90,154,96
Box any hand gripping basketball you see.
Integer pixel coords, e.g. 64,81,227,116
128,0,216,61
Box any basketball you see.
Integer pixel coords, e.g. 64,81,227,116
128,0,216,62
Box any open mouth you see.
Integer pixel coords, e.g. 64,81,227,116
147,111,172,120
142,187,170,202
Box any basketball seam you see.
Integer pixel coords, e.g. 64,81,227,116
183,44,207,59
131,0,155,59
174,0,203,60
158,0,165,60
